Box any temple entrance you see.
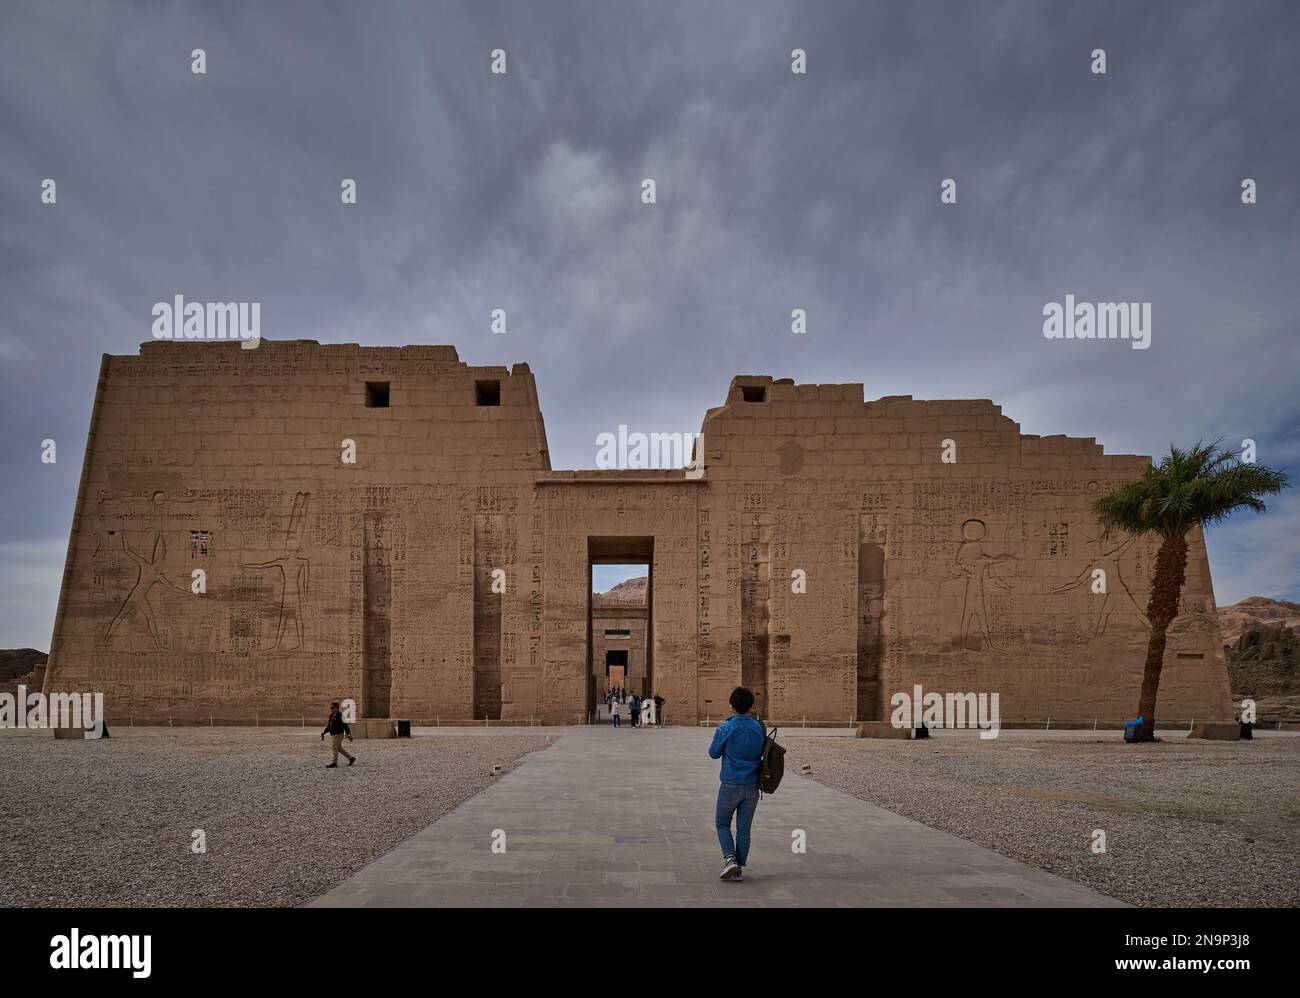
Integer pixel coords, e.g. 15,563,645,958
606,650,628,693
588,538,653,718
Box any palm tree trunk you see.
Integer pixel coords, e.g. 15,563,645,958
1135,533,1189,741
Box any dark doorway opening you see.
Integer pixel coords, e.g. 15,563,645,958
605,649,628,692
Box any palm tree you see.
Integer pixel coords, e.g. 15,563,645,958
1092,441,1288,741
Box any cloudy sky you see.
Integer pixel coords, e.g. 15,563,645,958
1,0,1298,648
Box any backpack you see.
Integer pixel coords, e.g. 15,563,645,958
757,719,785,794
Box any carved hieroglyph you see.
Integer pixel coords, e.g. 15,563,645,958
103,530,188,647
242,492,311,651
42,342,1232,724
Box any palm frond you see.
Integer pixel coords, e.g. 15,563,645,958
1092,439,1290,540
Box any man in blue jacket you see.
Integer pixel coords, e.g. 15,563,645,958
708,687,765,881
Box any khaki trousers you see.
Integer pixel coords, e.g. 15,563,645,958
330,733,354,763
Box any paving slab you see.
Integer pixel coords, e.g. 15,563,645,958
307,726,1127,907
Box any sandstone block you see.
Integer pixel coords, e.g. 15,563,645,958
351,719,396,739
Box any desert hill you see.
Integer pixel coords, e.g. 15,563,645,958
0,648,47,684
1216,596,1300,644
1217,597,1299,724
593,575,648,607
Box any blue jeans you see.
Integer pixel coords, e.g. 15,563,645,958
715,783,759,867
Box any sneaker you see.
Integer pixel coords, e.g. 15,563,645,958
734,868,744,882
719,859,741,881
326,763,338,768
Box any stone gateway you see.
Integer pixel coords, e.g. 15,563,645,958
42,340,1231,725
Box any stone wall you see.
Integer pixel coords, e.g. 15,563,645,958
42,341,1233,725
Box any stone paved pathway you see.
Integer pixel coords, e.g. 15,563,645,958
307,727,1126,907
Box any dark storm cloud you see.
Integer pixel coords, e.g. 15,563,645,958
2,0,1298,645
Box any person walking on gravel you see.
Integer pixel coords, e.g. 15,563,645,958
321,701,355,768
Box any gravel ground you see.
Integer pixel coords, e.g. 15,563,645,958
787,734,1300,907
0,729,550,907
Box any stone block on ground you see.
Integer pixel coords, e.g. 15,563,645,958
855,721,913,740
351,718,396,739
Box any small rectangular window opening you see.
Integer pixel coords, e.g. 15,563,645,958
476,380,501,406
365,381,390,408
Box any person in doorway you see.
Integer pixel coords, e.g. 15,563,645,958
653,693,665,727
708,687,764,881
321,701,355,768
